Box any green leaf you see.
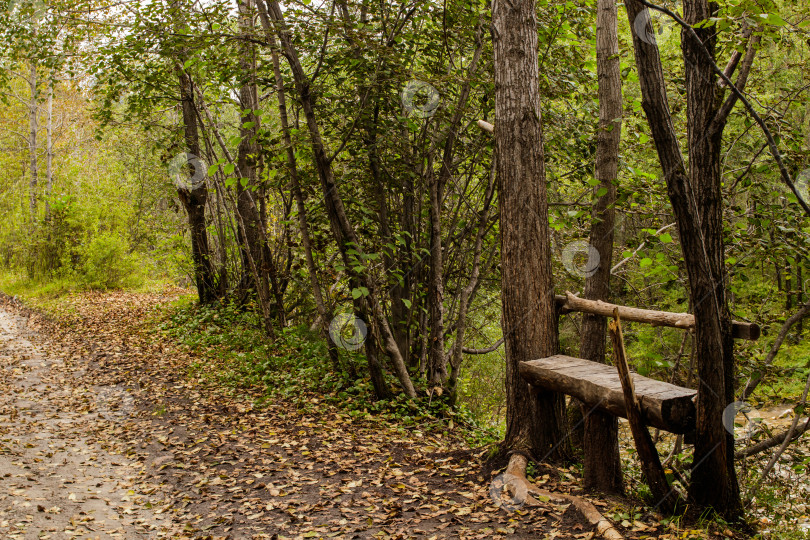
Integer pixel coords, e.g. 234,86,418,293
402,299,412,309
596,187,608,197
659,233,673,243
765,12,787,26
640,257,652,268
351,288,362,299
224,163,235,175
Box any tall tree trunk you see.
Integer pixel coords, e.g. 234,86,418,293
493,0,565,461
28,62,38,224
682,0,741,517
582,0,623,495
236,0,281,330
623,0,742,518
426,24,485,389
172,2,218,304
426,162,447,388
269,37,341,372
177,69,217,303
45,76,53,222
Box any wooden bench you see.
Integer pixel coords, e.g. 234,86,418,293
520,355,696,433
518,292,760,434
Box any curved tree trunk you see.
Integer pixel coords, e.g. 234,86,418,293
259,0,416,397
269,37,340,371
623,0,743,519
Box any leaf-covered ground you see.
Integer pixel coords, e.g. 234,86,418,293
0,290,680,539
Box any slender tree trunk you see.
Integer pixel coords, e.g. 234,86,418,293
236,0,281,330
582,0,623,494
259,0,416,397
172,3,218,304
494,0,565,460
797,263,804,336
28,62,38,224
426,24,485,389
427,163,447,388
401,174,417,368
448,160,497,399
269,38,341,372
45,76,53,222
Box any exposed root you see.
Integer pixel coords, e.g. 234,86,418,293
504,454,624,540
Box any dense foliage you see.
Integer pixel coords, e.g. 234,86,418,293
1,0,809,534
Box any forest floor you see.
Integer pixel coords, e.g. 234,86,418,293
0,289,696,539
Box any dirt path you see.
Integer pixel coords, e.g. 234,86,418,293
0,293,648,539
0,307,177,538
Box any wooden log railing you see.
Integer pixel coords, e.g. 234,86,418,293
556,291,760,341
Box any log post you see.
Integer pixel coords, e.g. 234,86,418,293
609,308,679,513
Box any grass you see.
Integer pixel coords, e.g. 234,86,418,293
0,268,171,301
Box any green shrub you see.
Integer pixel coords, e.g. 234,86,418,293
80,233,141,289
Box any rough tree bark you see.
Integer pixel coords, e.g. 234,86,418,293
493,0,565,464
623,0,745,518
681,0,741,516
173,3,218,304
581,0,623,495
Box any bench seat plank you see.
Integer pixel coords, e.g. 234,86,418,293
519,355,696,434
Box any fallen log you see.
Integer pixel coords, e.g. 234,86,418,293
736,417,810,459
559,291,760,340
519,355,696,433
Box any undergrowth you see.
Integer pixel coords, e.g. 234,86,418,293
156,297,500,449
